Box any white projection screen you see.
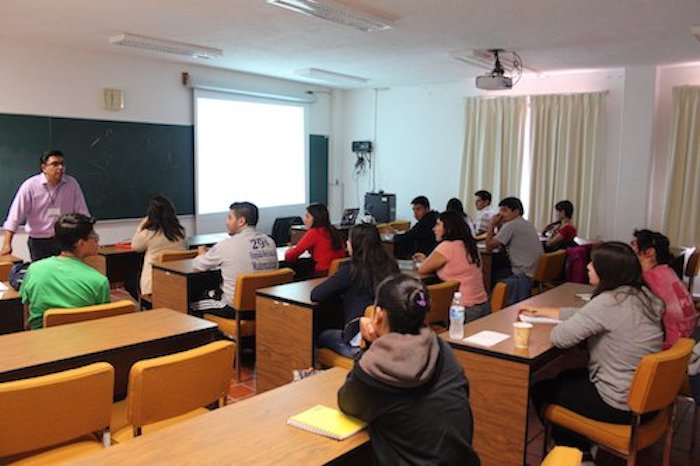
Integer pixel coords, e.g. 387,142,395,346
194,89,308,233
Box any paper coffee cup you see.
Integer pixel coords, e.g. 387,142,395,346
513,322,533,349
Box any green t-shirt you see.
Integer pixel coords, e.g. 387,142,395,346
20,256,110,329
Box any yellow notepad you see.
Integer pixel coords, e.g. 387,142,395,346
287,405,367,441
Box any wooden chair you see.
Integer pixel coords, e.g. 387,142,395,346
532,250,567,294
316,305,373,370
424,280,460,331
43,300,136,328
0,261,13,282
156,249,198,262
203,268,295,381
0,362,114,464
328,257,350,276
490,281,508,312
542,338,695,466
685,248,699,295
111,341,235,443
540,446,582,466
389,220,411,232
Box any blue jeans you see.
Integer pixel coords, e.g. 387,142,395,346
465,301,491,323
316,329,361,358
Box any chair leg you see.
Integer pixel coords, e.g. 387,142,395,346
235,339,241,383
542,419,552,461
691,402,698,456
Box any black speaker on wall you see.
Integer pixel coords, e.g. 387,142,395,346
364,192,396,223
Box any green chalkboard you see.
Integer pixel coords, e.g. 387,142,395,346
0,114,194,220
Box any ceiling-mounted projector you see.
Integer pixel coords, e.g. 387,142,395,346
475,49,522,91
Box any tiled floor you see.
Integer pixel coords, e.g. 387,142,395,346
229,355,698,465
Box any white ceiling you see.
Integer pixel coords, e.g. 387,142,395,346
3,0,700,89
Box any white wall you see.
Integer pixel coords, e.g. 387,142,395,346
0,39,332,261
336,69,628,237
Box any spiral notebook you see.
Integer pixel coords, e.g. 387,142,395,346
287,405,367,441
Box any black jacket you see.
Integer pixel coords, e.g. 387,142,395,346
393,211,439,259
338,330,480,466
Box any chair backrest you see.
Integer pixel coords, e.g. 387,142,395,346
157,249,198,262
126,341,235,429
685,249,699,293
43,300,136,327
424,280,460,326
0,261,12,282
627,338,694,414
533,250,567,283
328,257,350,276
565,244,593,284
490,281,508,312
541,446,582,466
0,362,114,457
389,220,410,232
271,216,303,246
233,267,295,310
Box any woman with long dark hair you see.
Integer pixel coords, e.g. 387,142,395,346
285,203,346,274
311,223,398,357
542,200,577,251
524,242,663,460
445,197,476,236
416,210,489,321
131,195,186,295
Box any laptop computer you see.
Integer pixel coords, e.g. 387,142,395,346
340,208,360,226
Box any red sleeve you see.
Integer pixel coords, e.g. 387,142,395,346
285,228,318,262
558,224,577,241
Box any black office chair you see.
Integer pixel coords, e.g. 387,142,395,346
271,216,303,246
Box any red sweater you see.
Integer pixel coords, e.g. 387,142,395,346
285,227,346,272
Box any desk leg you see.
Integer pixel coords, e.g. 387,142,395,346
481,253,492,292
152,269,189,313
256,296,313,393
452,350,530,466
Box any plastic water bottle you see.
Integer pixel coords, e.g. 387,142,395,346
448,292,465,340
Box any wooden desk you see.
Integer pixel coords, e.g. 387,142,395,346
186,232,229,249
85,245,144,287
67,367,370,465
0,254,23,264
151,258,221,313
441,282,592,466
257,278,326,393
0,281,23,335
0,309,219,399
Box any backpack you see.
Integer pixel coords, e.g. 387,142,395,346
8,262,30,290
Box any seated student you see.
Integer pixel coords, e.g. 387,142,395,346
524,242,663,461
485,197,543,304
192,202,277,315
445,197,476,236
473,190,497,235
20,213,110,330
337,274,480,466
542,200,578,252
130,195,186,296
311,224,398,357
392,195,439,259
416,210,489,322
632,229,697,349
285,203,346,274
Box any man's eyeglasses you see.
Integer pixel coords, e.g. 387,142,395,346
45,161,65,167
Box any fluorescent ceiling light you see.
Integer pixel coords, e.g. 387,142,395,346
267,0,392,32
296,68,368,84
109,33,223,59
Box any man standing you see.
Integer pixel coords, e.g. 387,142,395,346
473,190,497,235
192,202,278,316
485,197,543,304
393,195,439,259
20,214,109,330
2,150,90,261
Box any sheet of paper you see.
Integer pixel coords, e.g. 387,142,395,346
519,314,561,325
575,292,592,301
0,282,8,291
462,330,510,347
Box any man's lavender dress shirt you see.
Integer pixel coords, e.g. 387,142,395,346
3,173,90,238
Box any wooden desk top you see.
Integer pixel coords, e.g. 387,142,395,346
257,277,326,307
0,254,22,264
0,309,217,376
442,282,593,364
0,282,20,301
68,367,368,465
186,232,229,249
97,245,143,256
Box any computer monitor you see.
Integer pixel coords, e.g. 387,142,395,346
340,208,360,226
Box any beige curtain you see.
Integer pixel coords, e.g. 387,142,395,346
459,96,527,215
666,86,700,247
528,92,606,238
